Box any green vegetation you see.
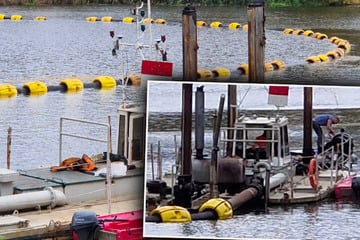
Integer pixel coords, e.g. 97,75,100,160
0,0,355,7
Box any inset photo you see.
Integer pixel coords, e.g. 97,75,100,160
144,81,360,240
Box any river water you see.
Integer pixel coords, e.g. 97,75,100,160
0,4,360,239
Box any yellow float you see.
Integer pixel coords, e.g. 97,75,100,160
34,16,46,21
122,17,134,23
197,69,213,79
237,63,249,75
228,22,241,30
23,81,47,95
155,19,166,24
199,198,233,220
0,84,17,98
210,21,222,28
101,16,113,22
212,67,231,80
60,78,84,92
11,15,22,21
150,206,191,223
196,20,206,27
93,76,117,89
86,16,98,22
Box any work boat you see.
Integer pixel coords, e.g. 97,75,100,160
146,85,355,224
0,101,145,238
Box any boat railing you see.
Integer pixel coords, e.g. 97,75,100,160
220,125,285,165
59,117,111,164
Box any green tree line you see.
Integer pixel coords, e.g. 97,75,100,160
1,0,358,7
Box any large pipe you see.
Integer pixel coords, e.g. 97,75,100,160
0,187,66,212
0,188,67,213
195,86,205,159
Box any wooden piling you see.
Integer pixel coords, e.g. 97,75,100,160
182,3,198,81
7,127,12,169
248,1,265,82
303,87,313,164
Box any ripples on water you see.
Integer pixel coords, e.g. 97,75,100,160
145,201,360,239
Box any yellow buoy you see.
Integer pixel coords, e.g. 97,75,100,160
338,40,351,54
23,81,47,95
283,28,293,34
306,56,321,63
303,30,314,37
101,16,113,22
329,36,340,44
197,69,213,79
0,84,17,98
228,22,241,30
60,78,84,92
122,17,134,23
237,63,249,75
199,198,233,220
318,54,329,62
242,24,248,31
326,50,338,60
265,62,274,72
0,14,5,20
150,206,191,223
155,18,166,24
143,18,154,24
316,33,328,40
334,48,345,57
126,74,141,86
270,60,286,70
86,16,98,22
93,76,116,89
196,20,206,27
212,67,230,80
34,16,46,21
11,15,22,21
210,21,222,28
292,29,304,35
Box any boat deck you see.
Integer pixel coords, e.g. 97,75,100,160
269,169,354,204
13,163,144,203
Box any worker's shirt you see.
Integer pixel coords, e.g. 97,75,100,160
314,114,334,126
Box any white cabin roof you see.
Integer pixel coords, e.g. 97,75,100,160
236,115,288,127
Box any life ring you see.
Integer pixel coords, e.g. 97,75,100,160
308,158,319,190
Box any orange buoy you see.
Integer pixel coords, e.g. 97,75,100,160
308,158,319,191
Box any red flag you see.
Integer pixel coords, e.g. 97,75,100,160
268,86,289,107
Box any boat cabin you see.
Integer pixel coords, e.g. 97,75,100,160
221,114,290,168
116,103,145,166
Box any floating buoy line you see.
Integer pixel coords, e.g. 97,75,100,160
283,28,351,64
1,12,351,81
0,75,143,99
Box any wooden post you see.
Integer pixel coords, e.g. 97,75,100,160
7,127,12,169
181,84,193,175
182,2,198,81
181,3,197,175
248,0,265,83
303,87,313,164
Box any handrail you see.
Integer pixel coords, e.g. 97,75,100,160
59,116,112,214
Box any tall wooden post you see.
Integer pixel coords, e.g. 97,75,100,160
181,3,197,175
303,87,313,164
248,0,265,83
182,3,198,81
